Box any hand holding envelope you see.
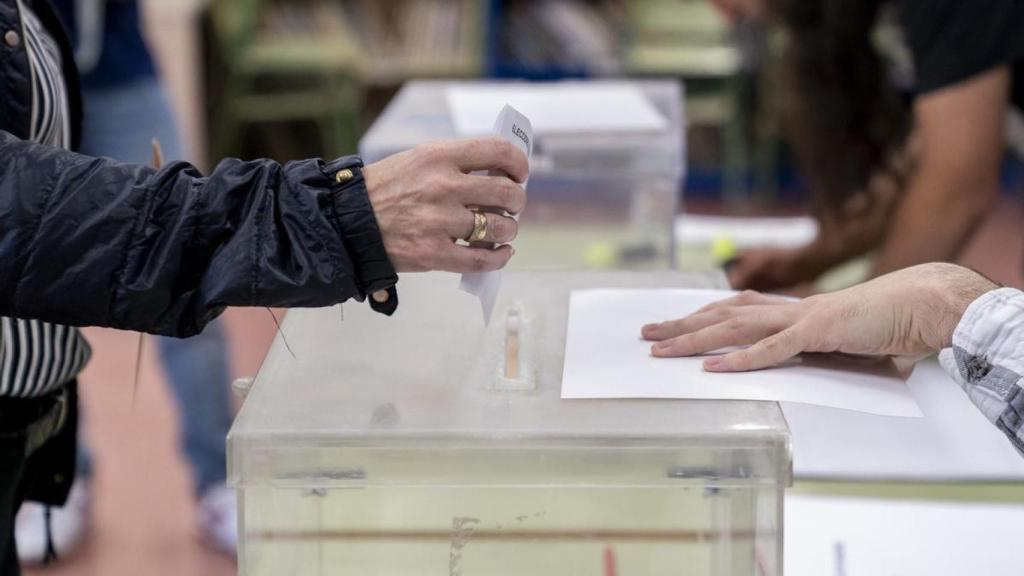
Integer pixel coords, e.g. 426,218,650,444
364,135,528,274
460,105,534,322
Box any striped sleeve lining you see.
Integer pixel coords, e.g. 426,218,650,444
0,318,91,398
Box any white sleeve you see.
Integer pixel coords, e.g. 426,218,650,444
939,287,1024,452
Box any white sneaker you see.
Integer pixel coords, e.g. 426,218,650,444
15,478,92,565
197,485,238,556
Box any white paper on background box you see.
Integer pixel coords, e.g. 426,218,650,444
675,214,819,249
786,494,1024,576
446,83,666,136
561,289,923,417
460,105,533,322
783,359,1024,481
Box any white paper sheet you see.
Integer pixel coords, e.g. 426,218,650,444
784,359,1024,481
675,214,819,249
786,494,1024,576
459,104,533,322
561,289,922,417
446,83,667,136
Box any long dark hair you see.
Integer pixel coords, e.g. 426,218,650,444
771,0,910,219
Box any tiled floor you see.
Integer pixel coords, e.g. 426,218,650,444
20,196,1024,576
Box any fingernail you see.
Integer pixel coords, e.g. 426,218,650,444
703,357,725,372
510,246,516,256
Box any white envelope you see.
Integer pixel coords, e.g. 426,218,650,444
460,104,534,323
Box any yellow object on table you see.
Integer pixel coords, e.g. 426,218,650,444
710,234,737,266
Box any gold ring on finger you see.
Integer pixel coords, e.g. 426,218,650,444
468,211,488,242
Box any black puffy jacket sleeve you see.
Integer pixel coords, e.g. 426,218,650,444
0,131,399,337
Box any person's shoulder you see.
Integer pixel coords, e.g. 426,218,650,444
900,0,1024,37
900,0,1024,94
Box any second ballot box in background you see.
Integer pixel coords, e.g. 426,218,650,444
359,80,685,270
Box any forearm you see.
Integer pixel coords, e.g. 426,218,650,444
0,131,396,337
872,67,1007,277
871,172,996,276
939,287,1024,453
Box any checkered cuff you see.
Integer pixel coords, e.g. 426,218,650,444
940,287,1024,453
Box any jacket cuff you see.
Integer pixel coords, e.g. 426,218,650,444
324,156,399,315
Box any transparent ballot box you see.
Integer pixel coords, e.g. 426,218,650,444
359,81,685,269
229,272,791,576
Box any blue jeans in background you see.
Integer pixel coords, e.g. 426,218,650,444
76,77,234,497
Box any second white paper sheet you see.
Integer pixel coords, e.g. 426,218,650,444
561,289,923,417
446,83,667,136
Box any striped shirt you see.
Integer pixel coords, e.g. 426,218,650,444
0,0,91,398
22,0,71,149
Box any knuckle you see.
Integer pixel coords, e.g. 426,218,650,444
661,337,684,355
516,147,529,168
674,318,693,334
491,137,515,157
688,336,708,355
414,176,438,199
487,180,510,208
478,138,502,161
724,317,745,332
506,218,519,241
740,289,760,302
761,335,783,351
425,175,454,198
710,307,732,322
413,143,439,163
777,328,799,345
769,329,800,352
499,180,518,206
731,353,753,371
803,294,826,308
421,207,448,235
675,335,695,353
506,181,526,211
